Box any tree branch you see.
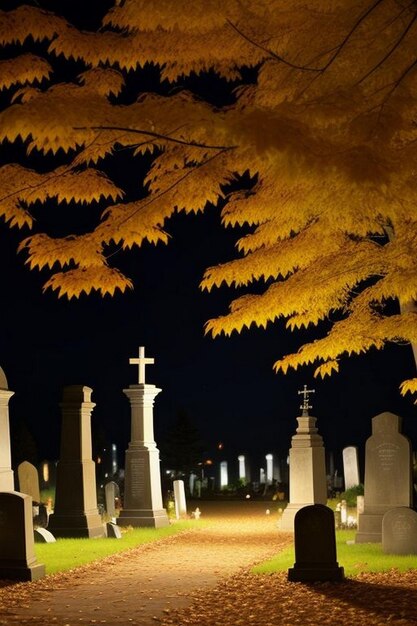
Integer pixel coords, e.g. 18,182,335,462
225,19,322,72
74,126,236,151
357,7,417,84
320,0,386,72
107,146,234,238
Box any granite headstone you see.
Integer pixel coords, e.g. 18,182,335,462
382,507,417,555
288,504,344,582
356,412,412,543
0,492,45,581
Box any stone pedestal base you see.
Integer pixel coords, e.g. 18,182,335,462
0,562,45,581
288,564,344,582
48,512,104,538
117,508,169,528
280,503,313,531
355,504,397,543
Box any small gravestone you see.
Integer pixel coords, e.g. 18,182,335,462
288,504,344,582
18,461,41,503
342,446,360,490
0,492,45,581
173,479,187,519
34,527,56,543
382,507,417,555
356,412,412,543
106,522,122,538
105,481,120,518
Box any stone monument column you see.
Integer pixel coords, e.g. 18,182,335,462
48,386,104,538
280,385,327,531
117,347,169,528
0,367,15,491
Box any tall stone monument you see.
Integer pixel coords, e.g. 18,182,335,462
48,386,104,538
355,411,412,543
0,367,14,491
280,385,327,532
117,347,169,528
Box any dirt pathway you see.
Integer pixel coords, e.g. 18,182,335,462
0,501,291,626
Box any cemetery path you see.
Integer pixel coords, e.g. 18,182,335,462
1,501,416,626
0,501,292,626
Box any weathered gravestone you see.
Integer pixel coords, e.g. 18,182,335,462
0,492,45,581
382,507,417,555
117,347,169,528
48,386,105,538
105,481,120,518
34,528,56,543
18,461,41,503
18,461,48,528
106,522,122,539
288,504,345,582
173,479,187,519
342,446,360,490
0,367,14,491
356,412,412,543
280,386,327,531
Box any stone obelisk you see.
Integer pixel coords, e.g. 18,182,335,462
0,367,15,491
48,386,104,538
117,347,169,528
280,385,327,531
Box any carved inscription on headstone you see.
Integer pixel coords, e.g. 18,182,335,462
356,412,412,544
383,507,417,555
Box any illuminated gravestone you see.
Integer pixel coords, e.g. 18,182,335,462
288,504,344,582
0,367,15,491
356,412,412,543
238,455,245,481
265,454,274,484
219,461,228,489
39,459,56,494
382,507,417,555
0,492,45,581
105,481,119,519
117,347,169,528
48,386,105,538
280,386,327,531
173,479,187,519
342,446,360,490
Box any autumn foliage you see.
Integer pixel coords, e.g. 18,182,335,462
1,1,417,395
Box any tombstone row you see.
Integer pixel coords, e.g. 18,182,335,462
0,347,170,580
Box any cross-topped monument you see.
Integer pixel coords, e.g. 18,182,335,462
298,384,315,416
118,347,169,528
280,383,326,531
129,346,154,384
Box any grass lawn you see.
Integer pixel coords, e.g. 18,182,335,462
253,530,417,577
35,520,200,575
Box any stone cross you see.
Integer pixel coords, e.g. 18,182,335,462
298,384,315,416
129,346,154,384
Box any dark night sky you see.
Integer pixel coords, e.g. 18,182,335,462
1,0,417,474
